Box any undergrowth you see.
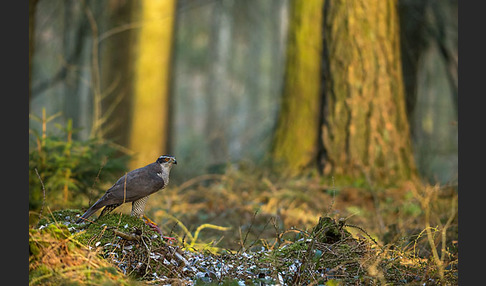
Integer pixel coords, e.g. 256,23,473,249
29,159,458,285
29,109,130,222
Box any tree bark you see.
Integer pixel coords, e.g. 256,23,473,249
271,0,324,174
320,0,417,185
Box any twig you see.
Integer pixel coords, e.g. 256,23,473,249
246,217,272,251
422,185,445,282
34,168,46,219
271,217,282,248
237,209,259,253
88,156,107,206
117,172,128,227
112,229,141,241
440,196,457,262
141,235,153,277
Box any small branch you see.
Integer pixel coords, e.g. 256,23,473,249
113,229,141,241
440,197,457,262
34,168,46,219
237,209,259,253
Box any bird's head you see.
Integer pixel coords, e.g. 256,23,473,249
156,155,177,167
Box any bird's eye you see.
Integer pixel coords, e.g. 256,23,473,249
164,158,170,162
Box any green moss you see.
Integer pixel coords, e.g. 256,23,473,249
35,209,163,251
76,212,155,246
270,239,308,262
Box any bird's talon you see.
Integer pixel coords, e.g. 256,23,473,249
162,236,177,244
141,217,177,243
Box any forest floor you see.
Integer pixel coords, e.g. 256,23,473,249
29,166,458,285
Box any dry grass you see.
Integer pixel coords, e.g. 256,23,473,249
29,220,140,285
148,166,457,257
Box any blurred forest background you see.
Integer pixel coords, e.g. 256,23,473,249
29,0,457,260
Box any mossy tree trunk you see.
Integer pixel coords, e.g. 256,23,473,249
271,0,324,174
320,0,417,185
129,0,176,169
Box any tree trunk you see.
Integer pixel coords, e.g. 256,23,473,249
128,0,176,169
320,0,417,185
29,0,38,113
62,0,99,140
205,0,233,167
271,0,324,174
99,0,139,151
397,0,429,122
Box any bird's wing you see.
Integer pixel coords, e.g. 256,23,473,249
76,163,166,223
103,164,165,203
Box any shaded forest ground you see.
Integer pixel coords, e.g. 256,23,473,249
29,164,458,285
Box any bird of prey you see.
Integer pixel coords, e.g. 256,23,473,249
76,155,177,223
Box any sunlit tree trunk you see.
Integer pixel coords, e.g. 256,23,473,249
129,0,176,169
271,0,323,174
320,0,417,185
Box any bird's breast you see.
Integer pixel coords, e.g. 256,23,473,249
157,169,170,185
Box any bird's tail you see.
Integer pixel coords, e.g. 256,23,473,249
76,196,107,223
76,205,101,223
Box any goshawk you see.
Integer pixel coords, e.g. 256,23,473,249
76,155,177,223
